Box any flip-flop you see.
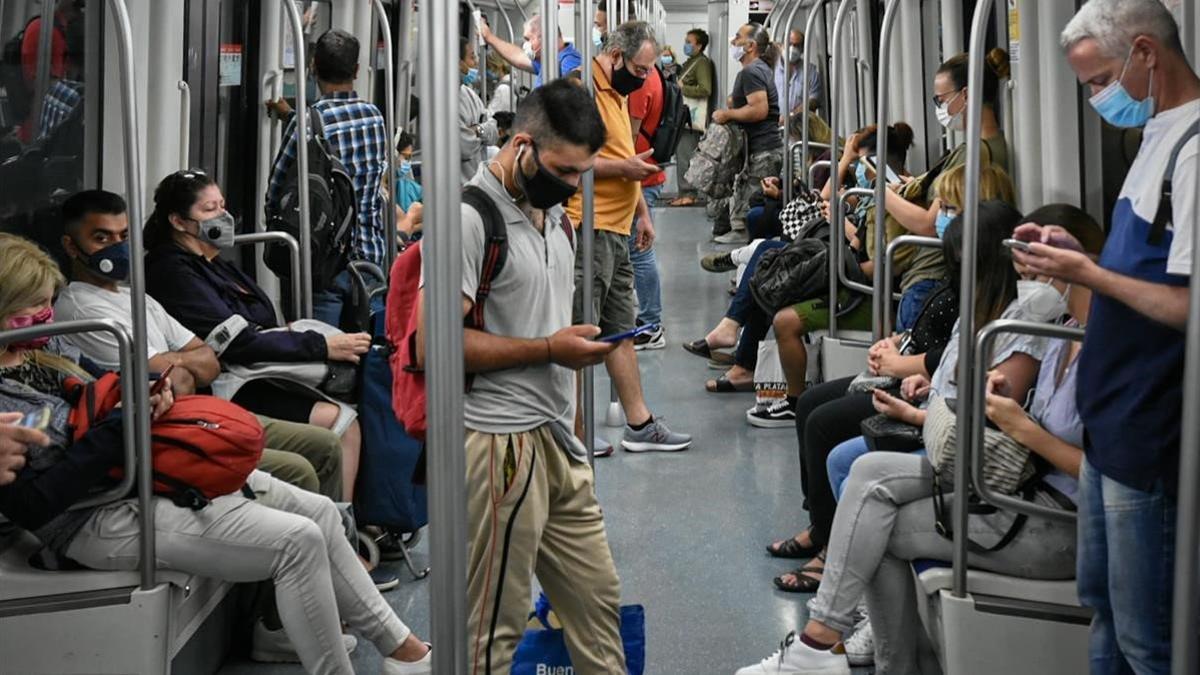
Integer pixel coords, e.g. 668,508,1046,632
683,338,715,359
706,376,753,393
707,352,736,368
669,195,697,207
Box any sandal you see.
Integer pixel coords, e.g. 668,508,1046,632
706,375,753,393
683,338,716,359
766,534,820,559
707,353,736,369
773,554,825,593
669,195,697,207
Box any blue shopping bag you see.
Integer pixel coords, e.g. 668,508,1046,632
511,593,646,675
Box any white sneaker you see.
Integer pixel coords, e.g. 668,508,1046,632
714,228,748,245
250,620,358,663
843,617,875,667
734,631,851,675
383,644,432,674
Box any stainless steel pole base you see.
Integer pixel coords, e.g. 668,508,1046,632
604,382,625,427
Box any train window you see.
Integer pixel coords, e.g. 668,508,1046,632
0,0,99,271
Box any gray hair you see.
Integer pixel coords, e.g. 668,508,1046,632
1061,0,1183,58
606,20,657,62
523,14,562,40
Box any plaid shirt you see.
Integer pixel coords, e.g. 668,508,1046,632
267,91,388,267
37,79,83,141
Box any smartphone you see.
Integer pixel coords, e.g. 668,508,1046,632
596,324,659,344
863,156,901,185
150,364,175,396
19,407,51,431
1002,238,1032,253
656,161,675,169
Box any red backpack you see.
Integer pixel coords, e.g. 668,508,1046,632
65,372,266,509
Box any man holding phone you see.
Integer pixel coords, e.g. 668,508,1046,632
1014,2,1199,670
0,412,50,486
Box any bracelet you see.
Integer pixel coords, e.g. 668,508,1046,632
544,337,553,364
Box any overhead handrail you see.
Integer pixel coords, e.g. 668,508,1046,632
966,320,1084,526
951,0,994,599
800,0,832,202
281,0,314,318
541,0,559,82
420,0,467,671
369,0,398,274
778,0,805,203
826,0,857,337
1171,114,1200,675
232,232,302,321
836,187,874,295
580,0,597,465
177,81,190,170
873,0,901,342
881,234,938,336
104,0,155,593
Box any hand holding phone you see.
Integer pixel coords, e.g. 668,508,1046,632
19,407,51,431
596,324,659,344
1002,238,1031,253
150,364,175,396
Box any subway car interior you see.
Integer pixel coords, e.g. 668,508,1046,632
0,0,1198,673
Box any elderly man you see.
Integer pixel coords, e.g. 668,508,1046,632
480,13,582,87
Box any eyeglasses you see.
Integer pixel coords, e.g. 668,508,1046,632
930,89,964,108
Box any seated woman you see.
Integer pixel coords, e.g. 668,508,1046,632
393,130,424,245
142,170,367,502
738,205,1101,675
0,234,431,675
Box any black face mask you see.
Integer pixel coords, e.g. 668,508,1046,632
610,58,645,96
515,143,577,209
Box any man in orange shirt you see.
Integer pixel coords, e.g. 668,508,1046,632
566,20,691,455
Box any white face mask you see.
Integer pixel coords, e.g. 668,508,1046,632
730,43,746,63
935,90,965,131
1017,279,1069,323
522,40,537,62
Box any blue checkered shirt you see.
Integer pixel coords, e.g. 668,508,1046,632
37,79,82,140
267,91,388,267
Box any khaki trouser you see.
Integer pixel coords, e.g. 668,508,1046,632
466,426,625,675
729,148,783,230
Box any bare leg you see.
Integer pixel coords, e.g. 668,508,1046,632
309,403,360,503
774,308,810,397
389,635,431,662
605,340,652,426
705,317,741,350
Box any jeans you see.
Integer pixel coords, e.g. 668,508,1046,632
627,185,664,327
826,435,926,499
896,279,938,332
313,269,354,330
727,239,787,325
65,470,411,675
746,200,783,240
808,453,1076,675
730,240,789,369
1076,457,1176,675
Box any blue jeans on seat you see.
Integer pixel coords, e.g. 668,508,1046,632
827,435,926,499
313,269,354,329
726,239,788,324
896,278,938,332
1076,457,1176,675
628,185,664,327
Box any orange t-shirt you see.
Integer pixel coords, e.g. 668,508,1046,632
565,59,641,236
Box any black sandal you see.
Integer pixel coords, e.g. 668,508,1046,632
706,375,753,393
766,534,820,559
773,555,825,594
683,338,715,359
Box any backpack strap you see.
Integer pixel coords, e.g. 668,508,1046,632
1149,119,1200,246
558,212,575,249
461,184,508,331
307,107,327,142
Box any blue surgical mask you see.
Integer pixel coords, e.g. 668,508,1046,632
592,26,604,51
684,42,695,57
935,209,955,239
660,55,674,66
462,67,479,86
1089,47,1156,129
854,161,871,189
76,239,130,282
399,159,413,177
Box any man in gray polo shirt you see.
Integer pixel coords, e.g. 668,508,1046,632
418,80,627,674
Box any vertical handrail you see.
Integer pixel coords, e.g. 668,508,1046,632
420,0,467,671
836,187,874,294
397,0,415,128
581,0,597,466
779,0,805,204
951,0,994,599
263,69,284,160
369,0,397,274
801,0,831,196
104,0,155,593
873,0,901,342
464,0,487,106
826,0,855,338
281,0,313,318
32,0,53,136
496,1,516,111
1171,127,1200,675
177,81,191,170
541,0,558,82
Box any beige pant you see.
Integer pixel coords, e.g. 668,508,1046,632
466,426,625,675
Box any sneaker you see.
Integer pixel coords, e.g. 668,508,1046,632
746,398,797,429
633,325,666,351
594,436,614,458
712,221,732,238
735,631,851,675
250,620,358,663
701,251,737,273
621,417,692,452
843,618,875,667
383,644,432,675
370,566,401,591
714,228,748,245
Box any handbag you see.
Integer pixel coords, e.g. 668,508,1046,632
922,395,1036,495
860,413,924,453
778,190,825,241
846,333,915,395
753,340,788,412
511,593,646,675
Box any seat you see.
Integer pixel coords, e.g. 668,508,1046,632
913,558,1084,608
820,330,872,381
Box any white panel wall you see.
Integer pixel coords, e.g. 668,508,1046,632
662,10,707,54
144,1,186,192
101,0,154,213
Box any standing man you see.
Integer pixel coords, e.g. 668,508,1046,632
626,51,667,350
480,14,582,88
1014,1,1199,672
416,80,625,675
266,29,388,329
566,20,692,454
711,23,782,244
774,29,822,126
669,28,717,208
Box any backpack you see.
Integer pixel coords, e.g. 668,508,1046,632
1149,119,1200,246
748,223,868,314
65,372,266,510
265,107,357,292
684,122,746,199
639,64,688,164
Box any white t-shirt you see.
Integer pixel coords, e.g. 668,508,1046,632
1119,99,1199,276
54,282,197,368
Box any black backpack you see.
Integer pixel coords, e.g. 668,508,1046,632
264,107,357,292
640,64,688,164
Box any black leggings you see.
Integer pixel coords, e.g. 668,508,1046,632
794,376,876,548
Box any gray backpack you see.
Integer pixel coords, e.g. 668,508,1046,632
684,122,746,199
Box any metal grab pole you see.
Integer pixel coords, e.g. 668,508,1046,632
881,234,938,336
104,0,154,593
581,0,597,464
779,0,805,204
951,0,994,599
496,1,517,111
421,0,467,671
801,0,831,194
873,0,901,342
541,0,558,82
465,0,487,106
397,0,414,128
1171,130,1200,675
282,0,313,318
827,0,855,338
177,81,190,170
33,0,53,135
370,0,397,274
233,232,302,320
836,187,874,294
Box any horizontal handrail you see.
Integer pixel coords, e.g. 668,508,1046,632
809,160,832,192
232,233,302,321
836,187,875,294
881,234,941,336
970,319,1085,523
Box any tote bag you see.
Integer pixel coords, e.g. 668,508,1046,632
511,593,646,675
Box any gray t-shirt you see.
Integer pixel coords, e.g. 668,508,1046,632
452,165,579,454
732,58,781,155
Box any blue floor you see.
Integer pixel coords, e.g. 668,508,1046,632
219,203,856,674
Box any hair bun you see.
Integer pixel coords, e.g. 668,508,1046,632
986,48,1010,80
892,122,915,151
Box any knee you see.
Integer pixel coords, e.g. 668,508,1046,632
279,517,327,569
773,308,806,336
